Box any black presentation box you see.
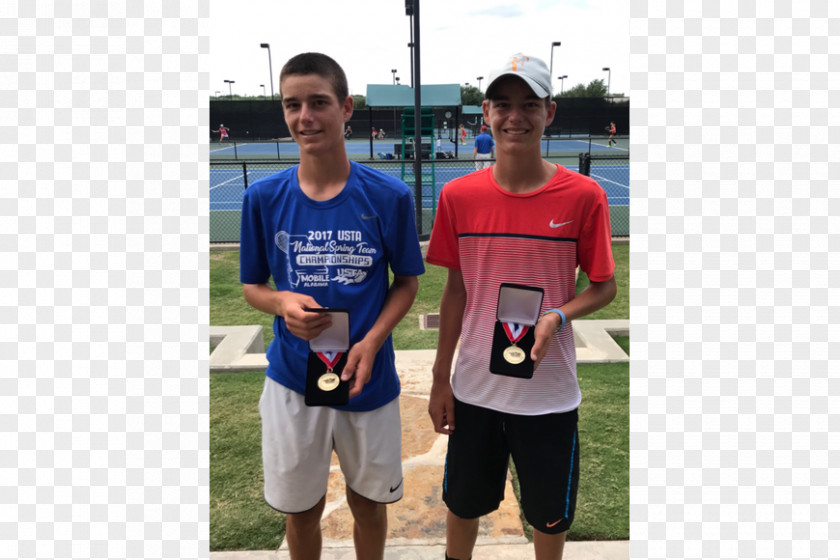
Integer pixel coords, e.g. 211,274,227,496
304,309,350,406
489,284,544,379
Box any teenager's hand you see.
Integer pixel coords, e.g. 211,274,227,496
530,312,562,370
279,293,332,340
428,380,455,435
341,338,377,399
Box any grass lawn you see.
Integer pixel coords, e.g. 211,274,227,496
210,372,284,551
210,243,628,351
209,242,629,550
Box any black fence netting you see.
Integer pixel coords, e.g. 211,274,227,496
578,152,629,237
210,98,628,141
210,156,628,244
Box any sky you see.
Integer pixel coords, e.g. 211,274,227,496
210,0,629,100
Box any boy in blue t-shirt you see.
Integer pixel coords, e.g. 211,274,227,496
239,52,425,559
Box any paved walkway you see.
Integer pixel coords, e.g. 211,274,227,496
210,540,629,559
210,330,629,560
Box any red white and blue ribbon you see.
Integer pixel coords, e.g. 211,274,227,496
502,322,528,345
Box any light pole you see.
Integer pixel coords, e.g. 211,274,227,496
224,79,235,99
602,67,611,96
477,76,483,91
549,41,561,91
391,68,398,139
557,75,567,95
260,43,274,99
260,84,266,97
395,77,400,85
407,42,414,87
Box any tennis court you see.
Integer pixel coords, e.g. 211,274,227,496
210,162,628,210
208,135,626,160
209,151,629,243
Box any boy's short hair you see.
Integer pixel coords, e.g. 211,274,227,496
280,52,349,102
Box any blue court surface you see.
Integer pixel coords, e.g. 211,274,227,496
210,162,629,212
209,136,623,158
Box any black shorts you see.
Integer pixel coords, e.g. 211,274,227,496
442,398,579,534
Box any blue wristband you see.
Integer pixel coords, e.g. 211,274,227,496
542,308,566,332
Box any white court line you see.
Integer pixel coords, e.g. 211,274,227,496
558,139,597,146
590,142,629,153
590,173,630,191
209,173,245,191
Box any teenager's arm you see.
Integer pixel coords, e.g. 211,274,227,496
341,274,419,398
530,276,617,367
428,268,466,435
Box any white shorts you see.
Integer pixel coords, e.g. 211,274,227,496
475,152,493,170
259,377,403,513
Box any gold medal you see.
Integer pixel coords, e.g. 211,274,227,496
503,344,526,364
315,351,343,391
317,372,340,391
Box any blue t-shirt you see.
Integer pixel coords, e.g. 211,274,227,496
239,161,425,411
474,132,495,154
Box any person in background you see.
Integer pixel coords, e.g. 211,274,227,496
608,121,617,147
212,124,230,142
426,53,616,560
472,125,495,170
459,124,467,145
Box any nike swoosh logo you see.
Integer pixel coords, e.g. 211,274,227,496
546,518,565,528
389,479,403,493
361,214,377,220
549,220,573,228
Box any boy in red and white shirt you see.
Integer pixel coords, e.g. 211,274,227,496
426,53,616,560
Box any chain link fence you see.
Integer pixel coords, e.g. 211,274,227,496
578,152,630,237
211,152,628,243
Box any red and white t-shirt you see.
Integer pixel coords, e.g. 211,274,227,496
426,164,614,415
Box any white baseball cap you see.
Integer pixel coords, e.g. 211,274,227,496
485,53,552,99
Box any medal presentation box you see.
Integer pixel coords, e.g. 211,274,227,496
305,308,350,406
489,284,544,379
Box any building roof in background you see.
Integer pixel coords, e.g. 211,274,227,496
365,84,462,107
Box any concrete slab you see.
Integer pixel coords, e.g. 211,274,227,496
210,325,268,372
572,320,630,363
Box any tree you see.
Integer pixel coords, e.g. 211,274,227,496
584,79,609,98
352,95,367,109
553,79,609,99
460,85,484,106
